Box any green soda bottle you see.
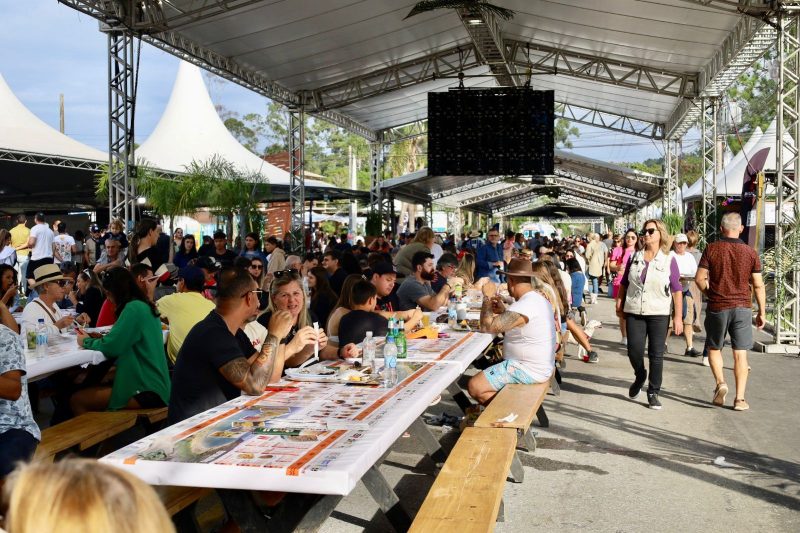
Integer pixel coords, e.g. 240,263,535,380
395,319,407,359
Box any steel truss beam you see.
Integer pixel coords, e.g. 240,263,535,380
663,139,680,214
288,108,305,255
700,97,719,247
430,176,508,200
379,120,428,144
447,182,533,207
496,196,551,216
506,40,697,98
552,168,649,201
457,9,516,87
774,5,800,346
667,12,777,138
548,177,640,206
557,190,624,216
58,0,377,141
105,26,137,228
369,143,390,229
558,102,664,139
0,149,104,171
539,217,603,225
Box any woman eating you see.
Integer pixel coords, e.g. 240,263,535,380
21,265,80,335
68,269,105,327
616,219,682,410
71,267,170,415
0,264,20,312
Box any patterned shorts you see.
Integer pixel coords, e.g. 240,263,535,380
483,360,540,391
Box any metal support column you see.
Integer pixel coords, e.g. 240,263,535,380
424,203,433,227
774,5,800,348
289,108,305,255
663,139,679,214
700,97,719,247
104,26,137,229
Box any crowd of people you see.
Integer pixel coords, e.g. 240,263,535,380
0,211,765,530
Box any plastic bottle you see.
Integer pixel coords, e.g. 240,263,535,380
35,318,48,356
387,317,395,337
447,298,457,328
395,320,407,359
362,331,375,369
383,332,398,387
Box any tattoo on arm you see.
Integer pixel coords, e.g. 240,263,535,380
219,335,280,395
487,311,526,335
219,358,251,388
479,296,494,332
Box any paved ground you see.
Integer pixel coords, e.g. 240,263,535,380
318,295,800,532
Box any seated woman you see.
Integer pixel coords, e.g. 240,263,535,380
0,264,20,313
68,269,105,327
257,270,358,368
307,266,337,328
21,265,80,336
71,267,170,415
324,273,363,354
2,458,174,532
172,234,198,268
454,253,489,290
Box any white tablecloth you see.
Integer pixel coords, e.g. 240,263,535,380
25,333,106,381
399,331,494,372
101,361,461,495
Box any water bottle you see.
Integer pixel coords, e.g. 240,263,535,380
447,298,457,328
383,333,398,387
35,318,48,356
395,320,407,359
362,331,375,369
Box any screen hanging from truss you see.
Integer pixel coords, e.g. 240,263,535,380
428,88,554,176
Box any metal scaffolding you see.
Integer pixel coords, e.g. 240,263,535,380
774,5,800,347
288,108,305,255
369,142,391,230
663,139,680,214
700,97,719,247
104,26,137,228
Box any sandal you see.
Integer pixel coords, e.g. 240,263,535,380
733,398,749,411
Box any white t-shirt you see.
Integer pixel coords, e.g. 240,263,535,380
243,321,268,353
670,251,698,290
53,234,75,264
431,243,444,263
29,223,54,261
21,298,65,336
503,290,556,382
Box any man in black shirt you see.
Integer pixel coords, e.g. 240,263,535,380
370,261,399,312
168,267,293,424
204,230,237,268
431,253,458,293
322,250,348,296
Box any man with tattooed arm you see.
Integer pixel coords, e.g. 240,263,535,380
168,267,317,424
467,258,557,405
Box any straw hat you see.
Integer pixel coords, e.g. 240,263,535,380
497,258,537,279
468,229,481,238
30,264,67,289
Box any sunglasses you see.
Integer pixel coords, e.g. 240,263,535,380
249,264,264,270
274,269,299,279
53,280,72,287
639,228,657,236
625,235,637,240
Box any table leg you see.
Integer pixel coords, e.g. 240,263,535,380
362,465,413,532
408,417,447,464
270,493,343,533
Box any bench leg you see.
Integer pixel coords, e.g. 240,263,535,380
536,405,550,428
517,428,537,453
550,371,561,396
409,417,447,465
508,452,525,483
497,498,505,523
446,381,473,413
362,465,413,532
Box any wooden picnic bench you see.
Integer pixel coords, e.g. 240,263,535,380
409,427,518,533
474,381,550,483
34,411,138,462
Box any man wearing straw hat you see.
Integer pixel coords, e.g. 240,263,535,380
467,258,557,405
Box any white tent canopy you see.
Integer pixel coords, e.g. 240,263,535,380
0,73,106,161
137,61,333,190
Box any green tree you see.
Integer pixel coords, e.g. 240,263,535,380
555,106,580,149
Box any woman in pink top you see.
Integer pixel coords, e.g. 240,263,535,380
613,229,639,344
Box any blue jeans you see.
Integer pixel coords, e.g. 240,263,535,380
588,275,600,294
0,428,38,477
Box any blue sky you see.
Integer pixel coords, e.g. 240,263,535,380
0,0,669,165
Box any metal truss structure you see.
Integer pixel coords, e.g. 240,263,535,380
773,5,800,347
104,25,137,228
538,217,603,225
288,108,305,255
0,149,104,172
699,97,719,247
663,139,680,214
457,9,516,87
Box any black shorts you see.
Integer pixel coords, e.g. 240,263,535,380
133,391,166,409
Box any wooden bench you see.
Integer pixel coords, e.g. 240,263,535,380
128,406,168,427
34,411,138,462
410,427,517,533
474,382,550,483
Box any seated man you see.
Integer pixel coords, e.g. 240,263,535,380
369,262,399,312
168,268,309,424
468,258,556,405
337,280,422,352
430,252,458,293
0,323,40,479
322,250,348,296
92,238,124,274
396,251,453,311
156,266,216,365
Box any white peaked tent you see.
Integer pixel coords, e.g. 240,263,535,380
0,73,106,161
137,61,333,191
684,121,791,201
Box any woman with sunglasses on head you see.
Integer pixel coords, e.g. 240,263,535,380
21,264,78,336
67,269,105,327
616,220,683,410
612,229,639,345
72,267,170,415
173,234,198,268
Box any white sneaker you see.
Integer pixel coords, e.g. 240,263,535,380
619,337,627,346
702,356,709,367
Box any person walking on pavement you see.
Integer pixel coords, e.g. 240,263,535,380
670,233,700,357
616,219,683,410
585,233,606,304
694,212,766,411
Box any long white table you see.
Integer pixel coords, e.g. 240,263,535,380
25,333,106,381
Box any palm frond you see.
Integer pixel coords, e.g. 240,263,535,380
405,1,515,21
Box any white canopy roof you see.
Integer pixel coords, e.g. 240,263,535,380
0,73,106,161
684,120,791,201
137,61,333,189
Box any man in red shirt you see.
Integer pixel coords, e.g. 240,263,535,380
695,212,766,411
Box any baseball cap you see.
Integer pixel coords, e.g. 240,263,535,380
371,262,396,276
178,266,206,285
89,224,100,232
195,256,221,272
674,233,688,244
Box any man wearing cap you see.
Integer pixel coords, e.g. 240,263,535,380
670,233,700,357
467,258,557,404
156,266,216,365
21,265,79,336
370,262,399,312
84,224,103,268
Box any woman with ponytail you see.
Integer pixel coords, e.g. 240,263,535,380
128,219,162,272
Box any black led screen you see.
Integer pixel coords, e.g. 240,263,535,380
428,88,554,176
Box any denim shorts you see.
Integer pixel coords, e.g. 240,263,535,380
483,360,539,391
704,307,754,350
